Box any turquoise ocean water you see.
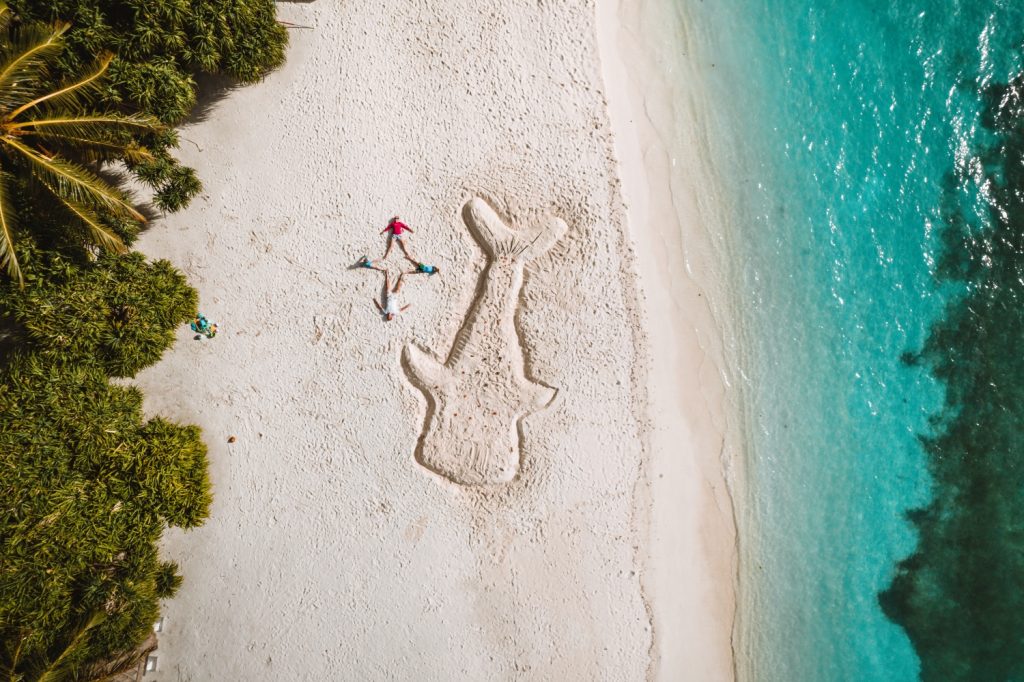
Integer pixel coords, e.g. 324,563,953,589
676,1,1024,679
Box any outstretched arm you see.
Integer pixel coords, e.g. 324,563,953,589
374,299,384,314
401,304,412,312
380,226,390,235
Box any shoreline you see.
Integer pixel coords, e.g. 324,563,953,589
596,1,741,679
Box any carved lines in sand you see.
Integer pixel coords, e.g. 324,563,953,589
403,197,566,486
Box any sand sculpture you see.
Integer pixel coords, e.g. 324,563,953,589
404,197,566,486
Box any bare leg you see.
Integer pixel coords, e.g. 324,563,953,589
403,252,419,265
382,238,394,259
398,239,413,260
384,271,392,292
393,273,406,293
361,257,386,272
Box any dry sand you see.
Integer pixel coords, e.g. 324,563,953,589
135,1,736,679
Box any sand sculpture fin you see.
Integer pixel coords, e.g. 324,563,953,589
463,197,567,263
527,382,557,410
403,344,448,388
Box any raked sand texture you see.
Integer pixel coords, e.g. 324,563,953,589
135,1,656,680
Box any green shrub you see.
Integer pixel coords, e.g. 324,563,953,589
9,0,288,113
5,0,288,224
0,0,288,675
0,353,211,675
0,12,168,284
155,560,183,599
0,250,196,377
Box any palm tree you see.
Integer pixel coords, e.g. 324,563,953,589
4,610,158,682
0,4,162,285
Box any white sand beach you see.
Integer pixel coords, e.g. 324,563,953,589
135,1,737,679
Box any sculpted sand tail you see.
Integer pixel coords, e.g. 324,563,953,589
404,197,567,486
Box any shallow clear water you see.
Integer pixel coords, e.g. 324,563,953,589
677,1,1024,679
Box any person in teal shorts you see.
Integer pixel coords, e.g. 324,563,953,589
358,255,385,271
190,313,218,339
403,254,440,277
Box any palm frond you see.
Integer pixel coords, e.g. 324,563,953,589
31,135,156,165
11,115,161,166
3,136,146,222
10,113,161,136
52,194,128,254
0,168,21,286
0,23,68,114
77,631,158,682
35,611,106,682
6,51,112,121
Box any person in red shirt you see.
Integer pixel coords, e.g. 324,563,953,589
380,215,414,259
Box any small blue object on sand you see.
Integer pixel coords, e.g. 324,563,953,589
190,313,217,339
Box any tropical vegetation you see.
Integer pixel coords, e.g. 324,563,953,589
9,0,288,214
0,9,161,284
0,0,286,677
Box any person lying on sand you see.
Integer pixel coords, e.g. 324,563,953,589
403,256,441,276
374,271,411,321
190,313,218,339
358,255,385,271
381,215,413,259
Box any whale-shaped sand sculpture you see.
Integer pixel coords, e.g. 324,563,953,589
403,197,567,486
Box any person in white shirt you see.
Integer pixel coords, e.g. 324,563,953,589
374,271,411,321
